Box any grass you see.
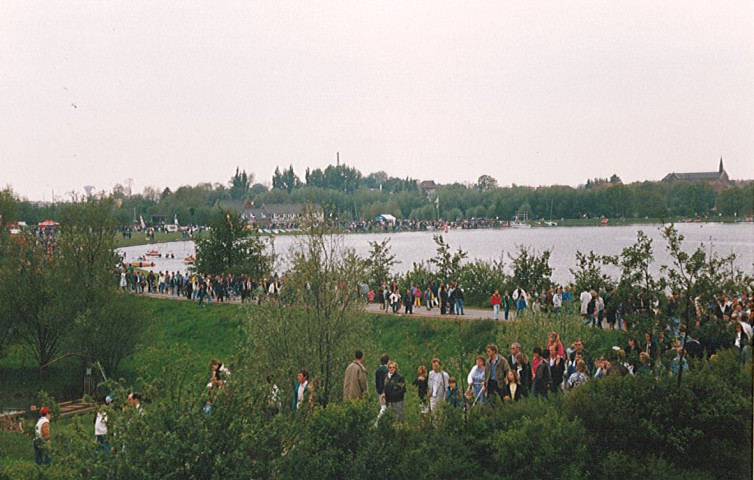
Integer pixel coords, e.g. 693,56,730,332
2,297,624,405
0,297,243,412
0,296,627,469
112,231,189,248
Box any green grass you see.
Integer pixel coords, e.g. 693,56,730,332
0,297,243,411
366,311,625,380
1,296,627,469
112,231,188,248
2,297,624,406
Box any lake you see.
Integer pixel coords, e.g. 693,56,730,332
118,223,754,285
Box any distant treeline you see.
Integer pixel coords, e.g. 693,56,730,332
5,164,753,225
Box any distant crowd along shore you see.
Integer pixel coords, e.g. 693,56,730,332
117,263,754,342
115,214,754,240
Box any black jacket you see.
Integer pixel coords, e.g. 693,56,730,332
384,372,406,403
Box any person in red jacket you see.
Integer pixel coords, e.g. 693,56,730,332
490,290,502,320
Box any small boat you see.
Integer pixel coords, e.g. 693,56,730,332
510,211,531,229
127,261,155,268
184,256,195,265
145,249,161,257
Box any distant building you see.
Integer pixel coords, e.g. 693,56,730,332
662,158,731,188
418,180,438,196
214,199,256,221
214,200,319,227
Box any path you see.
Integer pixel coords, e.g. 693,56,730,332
131,291,504,321
363,302,502,321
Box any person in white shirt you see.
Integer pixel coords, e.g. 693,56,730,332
427,358,449,412
95,395,114,453
553,287,563,314
580,289,592,323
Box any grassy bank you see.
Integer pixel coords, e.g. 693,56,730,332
1,299,749,478
1,296,624,469
112,231,188,248
1,297,624,407
0,297,243,410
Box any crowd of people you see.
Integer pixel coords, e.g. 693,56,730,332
118,265,284,306
31,285,751,466
333,335,623,422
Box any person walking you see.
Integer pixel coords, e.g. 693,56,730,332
343,350,368,400
503,290,512,320
490,290,502,320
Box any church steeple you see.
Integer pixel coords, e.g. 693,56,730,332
719,157,724,174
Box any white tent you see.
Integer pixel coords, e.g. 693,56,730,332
375,214,396,225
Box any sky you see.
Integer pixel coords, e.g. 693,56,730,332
1,1,753,201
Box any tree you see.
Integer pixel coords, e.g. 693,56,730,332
476,174,498,191
0,196,145,376
73,294,147,377
605,230,665,314
0,233,69,374
660,225,737,388
240,213,372,407
363,238,399,290
0,188,19,357
429,234,467,282
570,250,614,295
272,165,300,194
56,196,119,312
508,244,552,293
229,167,254,199
194,209,273,277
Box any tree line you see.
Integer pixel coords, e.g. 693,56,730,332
4,163,752,227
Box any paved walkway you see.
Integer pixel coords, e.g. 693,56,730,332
132,290,507,321
364,302,502,321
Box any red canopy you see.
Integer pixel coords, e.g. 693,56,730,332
38,219,59,227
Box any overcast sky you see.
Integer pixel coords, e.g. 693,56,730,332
2,1,752,201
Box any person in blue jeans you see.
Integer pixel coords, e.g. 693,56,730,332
455,283,465,315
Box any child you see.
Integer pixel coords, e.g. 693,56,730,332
445,377,465,410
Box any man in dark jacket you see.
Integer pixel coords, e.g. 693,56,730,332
375,354,389,414
533,348,551,397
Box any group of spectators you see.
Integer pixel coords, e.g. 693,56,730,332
118,266,284,306
376,280,466,316
336,334,617,422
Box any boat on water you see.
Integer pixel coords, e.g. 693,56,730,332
509,211,531,229
145,249,161,257
127,261,155,268
184,256,195,265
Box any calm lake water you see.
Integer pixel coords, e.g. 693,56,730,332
119,223,754,285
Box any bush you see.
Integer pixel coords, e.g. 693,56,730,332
492,399,588,480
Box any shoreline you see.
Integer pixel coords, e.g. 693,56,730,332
113,217,753,248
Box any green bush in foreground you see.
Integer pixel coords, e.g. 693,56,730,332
2,352,750,480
